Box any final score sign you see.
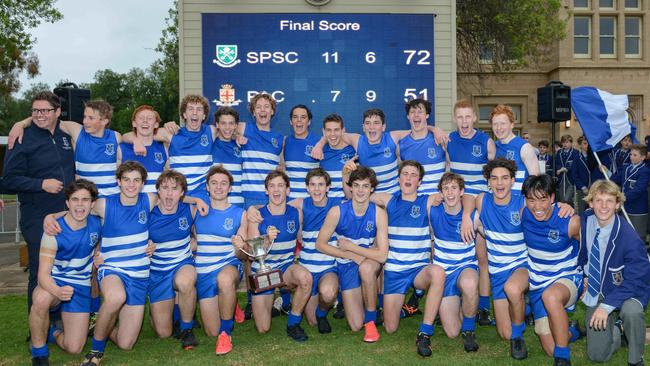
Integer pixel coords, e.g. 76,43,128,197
202,13,435,135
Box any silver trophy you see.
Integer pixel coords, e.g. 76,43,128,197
239,234,284,292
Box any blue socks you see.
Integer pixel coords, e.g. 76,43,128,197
378,293,384,308
553,345,570,360
479,296,490,311
280,290,291,309
287,312,302,327
364,309,377,324
220,318,234,335
91,297,101,313
247,290,252,304
91,337,107,353
315,306,329,319
569,324,581,343
173,304,180,323
31,344,49,358
419,322,434,336
180,319,193,331
461,316,475,332
47,323,60,344
511,322,525,339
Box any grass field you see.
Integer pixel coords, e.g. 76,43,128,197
0,294,646,365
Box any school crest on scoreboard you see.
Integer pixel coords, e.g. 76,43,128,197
214,84,242,107
213,45,241,68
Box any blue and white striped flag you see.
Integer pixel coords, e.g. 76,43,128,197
571,86,637,152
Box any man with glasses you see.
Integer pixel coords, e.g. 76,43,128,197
2,91,75,316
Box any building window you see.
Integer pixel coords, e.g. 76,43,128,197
600,16,616,57
625,0,641,9
479,44,494,64
478,105,522,124
625,17,642,57
574,17,592,57
575,0,591,8
599,0,616,8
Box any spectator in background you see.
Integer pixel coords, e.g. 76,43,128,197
2,91,75,314
610,144,650,239
571,136,592,214
555,135,579,205
537,140,552,176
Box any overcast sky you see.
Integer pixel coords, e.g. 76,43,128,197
17,0,174,95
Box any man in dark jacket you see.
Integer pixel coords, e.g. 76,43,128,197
579,180,650,366
2,91,75,312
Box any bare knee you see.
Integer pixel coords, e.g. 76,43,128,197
104,291,126,309
31,291,52,314
320,286,337,304
504,282,523,300
443,324,460,338
541,290,561,308
155,326,172,339
176,276,196,294
458,274,478,292
116,338,136,351
299,274,313,290
384,322,399,334
256,323,270,333
217,275,236,293
64,341,85,355
358,261,378,281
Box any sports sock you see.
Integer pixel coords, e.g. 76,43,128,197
414,288,425,298
364,309,377,324
247,290,252,305
47,323,60,344
280,290,291,309
91,297,101,313
173,304,180,323
419,322,434,336
461,316,475,332
511,322,525,339
569,325,580,343
553,345,570,360
287,312,302,327
479,296,490,311
31,344,49,358
220,318,234,335
378,293,384,308
91,337,107,353
180,319,193,331
337,291,343,305
315,305,329,318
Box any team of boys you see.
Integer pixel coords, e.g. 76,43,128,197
14,92,650,366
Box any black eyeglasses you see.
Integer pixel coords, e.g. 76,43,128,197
31,108,55,115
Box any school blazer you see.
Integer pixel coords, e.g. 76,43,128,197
579,209,650,310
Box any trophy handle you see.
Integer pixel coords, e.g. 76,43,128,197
264,235,276,256
238,246,254,257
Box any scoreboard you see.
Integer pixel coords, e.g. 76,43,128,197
201,13,435,135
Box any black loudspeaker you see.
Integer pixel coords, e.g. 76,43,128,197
53,83,91,123
537,81,571,123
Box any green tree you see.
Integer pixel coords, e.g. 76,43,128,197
0,0,62,96
0,82,51,134
456,0,567,72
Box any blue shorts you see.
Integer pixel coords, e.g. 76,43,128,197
384,266,427,295
148,259,195,304
337,262,361,291
529,274,583,320
252,262,291,296
197,261,243,300
490,265,526,300
53,279,91,313
310,267,338,297
443,265,479,298
97,268,148,306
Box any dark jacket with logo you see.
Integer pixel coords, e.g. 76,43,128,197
579,209,650,309
2,121,75,236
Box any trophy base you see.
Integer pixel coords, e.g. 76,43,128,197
249,269,284,293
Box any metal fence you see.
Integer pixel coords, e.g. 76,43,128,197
0,137,22,244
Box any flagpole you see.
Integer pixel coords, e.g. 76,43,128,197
591,151,634,226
